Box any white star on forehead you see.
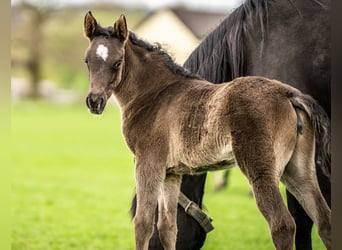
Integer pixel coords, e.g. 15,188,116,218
96,44,109,61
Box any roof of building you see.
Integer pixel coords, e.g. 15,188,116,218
134,7,229,40
172,7,228,39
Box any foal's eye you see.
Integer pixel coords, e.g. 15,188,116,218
113,60,122,69
84,58,89,64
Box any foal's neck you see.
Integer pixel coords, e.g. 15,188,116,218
114,37,188,108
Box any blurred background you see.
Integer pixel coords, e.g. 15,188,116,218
11,0,241,101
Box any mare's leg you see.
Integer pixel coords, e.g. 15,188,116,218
176,174,207,249
214,170,231,192
281,129,331,249
157,174,181,250
134,158,164,250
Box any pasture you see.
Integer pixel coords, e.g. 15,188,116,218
11,100,325,249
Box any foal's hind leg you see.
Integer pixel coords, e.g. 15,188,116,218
286,149,331,250
157,174,181,250
232,136,296,249
249,175,296,249
281,147,331,248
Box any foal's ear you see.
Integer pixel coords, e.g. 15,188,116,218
84,11,98,39
113,14,128,41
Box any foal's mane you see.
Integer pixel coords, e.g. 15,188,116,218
128,32,201,79
184,0,328,83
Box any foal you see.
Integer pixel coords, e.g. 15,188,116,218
83,12,331,250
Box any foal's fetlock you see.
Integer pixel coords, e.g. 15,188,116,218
318,223,331,250
134,217,154,249
157,223,177,250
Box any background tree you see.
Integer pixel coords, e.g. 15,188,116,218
12,1,54,98
11,1,143,98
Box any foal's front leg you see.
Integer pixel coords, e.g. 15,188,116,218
157,174,181,250
134,158,164,250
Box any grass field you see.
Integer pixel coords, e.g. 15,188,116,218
11,100,325,249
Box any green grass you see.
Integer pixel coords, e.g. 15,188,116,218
11,101,325,249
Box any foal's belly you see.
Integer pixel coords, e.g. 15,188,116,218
167,159,236,175
166,147,236,175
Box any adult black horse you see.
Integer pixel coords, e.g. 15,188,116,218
131,0,331,249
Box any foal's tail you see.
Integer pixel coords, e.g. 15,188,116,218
289,92,331,178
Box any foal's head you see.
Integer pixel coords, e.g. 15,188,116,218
84,11,128,114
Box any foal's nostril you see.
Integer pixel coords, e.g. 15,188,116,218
96,98,102,112
86,94,96,109
86,93,106,114
86,96,92,109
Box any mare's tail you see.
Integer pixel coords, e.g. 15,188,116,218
289,92,331,178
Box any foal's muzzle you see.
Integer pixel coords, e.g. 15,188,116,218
86,92,107,115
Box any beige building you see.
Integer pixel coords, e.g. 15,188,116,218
133,8,228,64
